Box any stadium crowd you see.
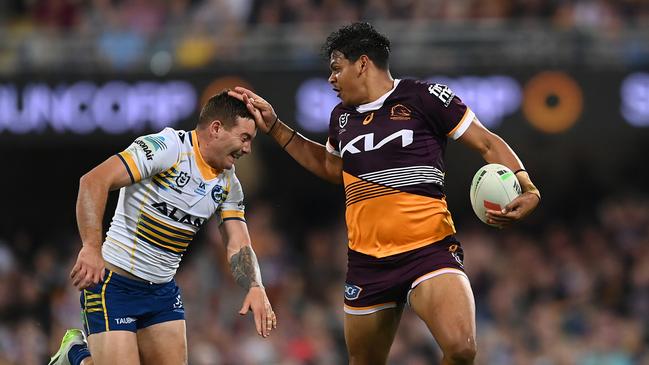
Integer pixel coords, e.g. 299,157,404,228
0,194,648,364
4,0,649,29
0,0,648,71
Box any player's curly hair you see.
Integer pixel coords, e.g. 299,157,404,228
198,89,254,129
322,22,391,70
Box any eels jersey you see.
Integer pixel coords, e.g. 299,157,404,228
103,128,246,283
326,79,475,258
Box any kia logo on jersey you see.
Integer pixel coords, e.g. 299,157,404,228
340,129,414,157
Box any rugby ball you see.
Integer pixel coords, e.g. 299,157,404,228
470,164,522,226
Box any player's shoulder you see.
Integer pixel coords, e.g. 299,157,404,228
398,78,440,95
152,127,194,149
131,127,188,159
405,78,457,109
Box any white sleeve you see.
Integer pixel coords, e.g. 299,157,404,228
220,172,246,222
117,128,180,183
326,138,341,157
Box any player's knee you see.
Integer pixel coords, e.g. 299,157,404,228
445,339,476,365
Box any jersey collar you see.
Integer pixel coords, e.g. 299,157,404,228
191,130,221,180
355,79,401,113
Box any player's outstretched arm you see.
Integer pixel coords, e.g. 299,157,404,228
71,156,132,290
458,118,540,227
220,219,276,337
228,87,342,184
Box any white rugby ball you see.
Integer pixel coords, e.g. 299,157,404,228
470,164,522,226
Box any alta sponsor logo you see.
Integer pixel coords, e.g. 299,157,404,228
152,201,204,227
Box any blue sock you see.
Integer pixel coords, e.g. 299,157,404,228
68,344,91,365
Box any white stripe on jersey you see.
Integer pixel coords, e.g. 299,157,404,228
358,165,445,188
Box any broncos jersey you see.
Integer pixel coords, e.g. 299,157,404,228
326,79,475,258
103,128,246,283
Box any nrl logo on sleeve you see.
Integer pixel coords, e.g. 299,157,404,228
344,283,362,300
428,83,455,107
339,113,350,128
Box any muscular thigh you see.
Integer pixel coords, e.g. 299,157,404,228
344,305,404,365
409,273,476,353
88,331,140,365
137,320,187,365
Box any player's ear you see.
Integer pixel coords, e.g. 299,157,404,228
209,119,223,136
358,55,369,75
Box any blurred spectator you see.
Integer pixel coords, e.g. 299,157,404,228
97,7,146,69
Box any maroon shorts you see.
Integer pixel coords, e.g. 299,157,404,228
344,235,467,315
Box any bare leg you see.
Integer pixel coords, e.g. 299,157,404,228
137,320,187,365
409,273,476,365
87,331,140,365
344,305,404,365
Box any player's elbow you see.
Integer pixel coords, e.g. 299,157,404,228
477,131,502,158
78,172,93,190
78,170,108,193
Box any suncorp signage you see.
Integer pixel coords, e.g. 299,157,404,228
0,80,197,134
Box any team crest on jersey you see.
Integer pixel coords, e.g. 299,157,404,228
175,171,190,187
211,185,228,204
390,104,412,120
344,283,362,300
339,113,350,128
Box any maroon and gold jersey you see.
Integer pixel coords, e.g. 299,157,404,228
326,79,475,258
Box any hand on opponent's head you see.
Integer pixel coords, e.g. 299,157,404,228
228,88,278,134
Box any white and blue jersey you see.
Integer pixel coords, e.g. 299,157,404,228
105,127,246,283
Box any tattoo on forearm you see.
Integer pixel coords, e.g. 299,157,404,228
230,246,262,291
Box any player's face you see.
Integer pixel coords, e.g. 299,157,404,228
214,117,256,170
329,51,364,106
